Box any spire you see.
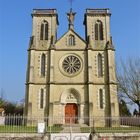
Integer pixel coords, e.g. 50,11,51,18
67,8,76,30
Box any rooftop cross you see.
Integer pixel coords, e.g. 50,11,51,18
69,0,74,9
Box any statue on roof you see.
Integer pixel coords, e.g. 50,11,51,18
67,8,76,30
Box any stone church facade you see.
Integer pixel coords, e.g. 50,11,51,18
24,8,119,126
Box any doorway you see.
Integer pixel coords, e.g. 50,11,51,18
65,103,78,124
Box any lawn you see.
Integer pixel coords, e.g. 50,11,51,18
0,125,63,133
81,127,140,133
47,126,63,133
0,125,140,133
0,125,37,133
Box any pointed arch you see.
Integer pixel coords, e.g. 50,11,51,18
68,34,75,46
60,88,80,104
98,53,103,77
40,20,48,40
95,20,103,40
41,53,46,76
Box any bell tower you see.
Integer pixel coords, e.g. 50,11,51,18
84,9,111,48
84,9,119,121
31,9,59,49
25,9,59,118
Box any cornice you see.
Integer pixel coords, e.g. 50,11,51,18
86,13,111,17
28,48,50,51
87,48,106,51
54,48,87,51
28,47,114,52
106,47,115,51
25,81,117,85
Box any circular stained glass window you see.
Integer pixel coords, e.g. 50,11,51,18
62,55,81,74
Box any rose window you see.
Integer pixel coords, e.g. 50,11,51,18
62,55,81,74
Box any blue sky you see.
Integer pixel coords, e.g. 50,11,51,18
0,0,140,103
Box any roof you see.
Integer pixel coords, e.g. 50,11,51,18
0,108,4,113
84,8,111,25
32,9,59,25
56,29,86,44
86,8,111,15
32,9,57,14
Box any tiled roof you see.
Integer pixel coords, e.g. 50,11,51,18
0,108,4,113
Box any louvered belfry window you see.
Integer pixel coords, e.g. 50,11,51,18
95,20,103,40
40,21,48,40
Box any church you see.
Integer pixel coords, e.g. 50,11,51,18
24,8,119,126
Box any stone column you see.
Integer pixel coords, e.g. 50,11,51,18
29,50,35,83
48,103,53,126
50,49,55,83
79,104,84,124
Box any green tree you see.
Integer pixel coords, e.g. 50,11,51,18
4,102,16,115
119,99,131,116
0,98,23,115
133,109,139,116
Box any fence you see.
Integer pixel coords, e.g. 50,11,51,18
0,116,140,134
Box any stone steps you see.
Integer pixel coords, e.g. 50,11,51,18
62,124,81,133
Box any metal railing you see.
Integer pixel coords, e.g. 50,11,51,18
0,116,140,134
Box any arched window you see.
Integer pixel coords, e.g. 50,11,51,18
41,54,46,76
40,21,48,40
68,35,75,46
95,20,103,40
98,53,103,77
99,89,104,109
40,89,44,109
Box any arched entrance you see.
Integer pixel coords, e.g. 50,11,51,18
65,103,78,124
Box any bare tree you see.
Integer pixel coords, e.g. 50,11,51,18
0,88,5,107
117,58,140,115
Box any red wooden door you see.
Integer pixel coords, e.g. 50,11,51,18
65,103,78,123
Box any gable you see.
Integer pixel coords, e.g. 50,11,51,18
55,30,86,50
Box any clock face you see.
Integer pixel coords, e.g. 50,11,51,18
62,55,81,74
59,54,82,77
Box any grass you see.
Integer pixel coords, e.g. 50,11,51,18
0,125,140,133
0,125,37,133
47,125,63,133
0,125,63,133
81,127,140,133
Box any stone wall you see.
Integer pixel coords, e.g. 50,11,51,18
92,133,140,140
0,133,140,140
0,138,41,140
0,134,49,140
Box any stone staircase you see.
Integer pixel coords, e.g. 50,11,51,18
62,124,81,133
